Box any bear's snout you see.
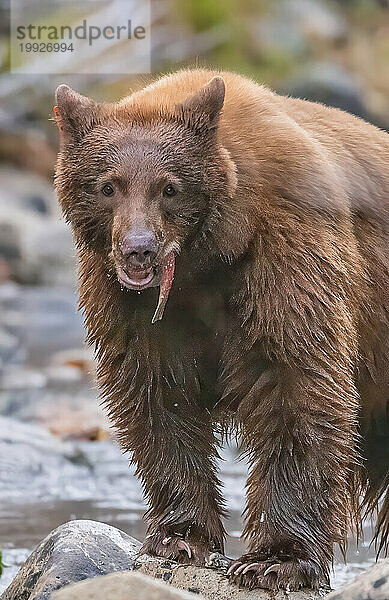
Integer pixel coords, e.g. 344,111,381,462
120,227,159,268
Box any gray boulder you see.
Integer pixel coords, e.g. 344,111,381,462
0,327,20,370
325,559,389,600
0,520,141,600
284,63,368,119
283,62,389,131
52,572,201,600
0,282,84,370
0,166,75,286
0,416,102,508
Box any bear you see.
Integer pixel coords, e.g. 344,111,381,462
54,69,389,592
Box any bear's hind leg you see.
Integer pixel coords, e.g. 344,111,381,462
358,368,389,556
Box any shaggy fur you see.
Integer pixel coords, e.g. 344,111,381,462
54,69,389,591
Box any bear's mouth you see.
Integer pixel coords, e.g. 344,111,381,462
117,266,156,290
116,252,176,323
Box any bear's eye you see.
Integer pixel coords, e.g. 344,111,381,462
102,183,115,197
163,184,177,197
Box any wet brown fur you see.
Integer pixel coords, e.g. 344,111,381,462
55,69,389,591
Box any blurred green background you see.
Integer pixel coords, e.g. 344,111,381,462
1,0,389,192
1,0,389,193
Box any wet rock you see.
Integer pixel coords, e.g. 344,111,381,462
0,549,31,597
0,416,140,505
0,166,75,285
0,282,104,435
0,327,20,370
49,347,96,379
52,572,201,600
0,520,141,600
0,208,74,285
0,223,21,283
0,417,91,503
0,282,99,433
1,367,47,390
325,559,389,599
0,417,378,594
0,283,84,368
0,375,107,436
1,520,320,600
0,166,55,215
136,555,321,600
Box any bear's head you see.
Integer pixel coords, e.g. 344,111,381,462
54,77,248,319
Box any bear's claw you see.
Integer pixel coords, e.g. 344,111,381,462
228,554,324,591
141,529,213,566
263,563,281,576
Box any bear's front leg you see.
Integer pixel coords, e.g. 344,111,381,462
136,403,225,565
106,366,225,566
228,357,359,591
99,318,226,565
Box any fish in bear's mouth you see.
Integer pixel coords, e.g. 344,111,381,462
116,252,175,324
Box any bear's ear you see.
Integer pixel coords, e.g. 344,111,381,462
54,84,98,139
175,76,225,133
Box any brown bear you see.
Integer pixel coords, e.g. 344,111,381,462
54,69,389,592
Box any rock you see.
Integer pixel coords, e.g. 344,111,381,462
252,0,347,58
0,223,21,280
283,0,347,42
1,520,320,600
284,62,367,115
325,559,389,599
0,549,31,597
0,166,56,216
0,166,75,285
282,62,389,130
0,374,107,436
52,572,201,600
0,123,56,179
1,367,48,390
0,521,141,600
251,14,306,56
0,326,20,370
0,416,140,505
0,206,74,285
136,555,321,600
0,417,91,503
0,283,84,368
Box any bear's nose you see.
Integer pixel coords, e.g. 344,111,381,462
120,228,158,267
